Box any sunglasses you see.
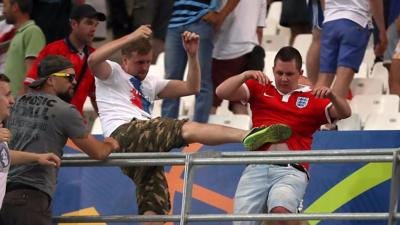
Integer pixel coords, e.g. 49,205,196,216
51,72,76,83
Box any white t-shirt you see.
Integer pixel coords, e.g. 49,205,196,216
0,142,10,209
95,60,169,137
212,0,266,60
324,0,372,28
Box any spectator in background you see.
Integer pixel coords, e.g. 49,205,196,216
388,17,400,95
3,0,45,96
305,0,323,86
216,47,351,225
210,0,266,115
161,0,239,123
280,0,311,45
0,73,61,209
107,0,174,63
371,0,392,63
31,0,84,44
84,0,107,42
106,0,131,39
0,55,119,225
382,0,400,95
24,4,106,116
314,0,387,99
0,18,15,73
130,0,174,64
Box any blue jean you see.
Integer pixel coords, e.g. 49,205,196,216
233,164,308,225
162,19,214,123
320,19,370,73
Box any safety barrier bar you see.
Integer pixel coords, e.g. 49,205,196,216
54,149,400,224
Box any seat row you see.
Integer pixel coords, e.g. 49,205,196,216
337,94,400,130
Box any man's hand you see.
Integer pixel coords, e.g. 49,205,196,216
241,70,269,85
182,31,200,56
202,11,224,31
104,137,120,152
0,124,11,143
312,86,335,99
128,25,152,42
37,153,61,168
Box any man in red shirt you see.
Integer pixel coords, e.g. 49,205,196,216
216,46,351,225
24,4,105,115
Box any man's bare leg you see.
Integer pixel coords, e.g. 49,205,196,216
181,122,292,150
316,66,357,99
306,28,321,86
181,122,249,145
315,72,335,90
332,66,355,98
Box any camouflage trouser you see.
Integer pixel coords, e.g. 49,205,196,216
111,117,188,215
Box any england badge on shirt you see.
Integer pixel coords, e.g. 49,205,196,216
296,97,309,108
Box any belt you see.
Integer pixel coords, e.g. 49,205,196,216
274,164,309,179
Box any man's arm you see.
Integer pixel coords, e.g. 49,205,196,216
216,70,269,102
202,0,240,31
256,27,263,44
10,150,61,167
72,135,119,160
19,57,38,94
256,0,266,44
88,25,152,80
312,87,351,120
24,44,48,88
25,57,36,71
369,0,388,56
158,31,201,99
1,125,59,167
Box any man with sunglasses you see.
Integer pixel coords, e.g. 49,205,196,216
0,55,119,225
0,73,61,210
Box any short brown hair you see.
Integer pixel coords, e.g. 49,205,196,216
274,46,303,70
0,74,10,83
121,38,152,58
10,0,32,14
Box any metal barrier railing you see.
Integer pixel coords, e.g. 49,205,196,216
54,149,400,225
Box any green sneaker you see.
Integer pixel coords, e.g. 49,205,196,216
242,124,292,151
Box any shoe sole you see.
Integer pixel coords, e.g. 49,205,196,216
243,124,292,151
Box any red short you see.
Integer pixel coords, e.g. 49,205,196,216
211,54,249,107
